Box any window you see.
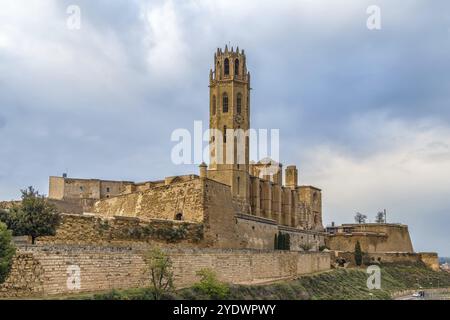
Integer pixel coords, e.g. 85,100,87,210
223,126,227,143
212,95,216,115
237,93,242,114
79,186,83,192
234,59,239,75
106,187,110,193
224,58,230,75
175,213,183,221
222,93,228,113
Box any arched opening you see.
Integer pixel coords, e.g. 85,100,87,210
212,95,216,115
223,125,227,143
237,93,242,114
222,93,228,113
224,58,230,75
234,59,239,75
175,213,183,221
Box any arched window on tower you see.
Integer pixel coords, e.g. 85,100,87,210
223,125,227,143
224,58,230,75
212,95,216,115
222,93,228,113
234,59,239,76
237,93,242,114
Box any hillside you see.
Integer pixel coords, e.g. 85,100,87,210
74,262,450,300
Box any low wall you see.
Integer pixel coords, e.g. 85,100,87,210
331,251,439,270
37,213,204,247
0,245,330,298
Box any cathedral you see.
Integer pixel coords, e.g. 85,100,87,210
47,47,325,250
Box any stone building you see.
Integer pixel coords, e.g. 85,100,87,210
47,46,326,250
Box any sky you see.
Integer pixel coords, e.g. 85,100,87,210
0,0,449,256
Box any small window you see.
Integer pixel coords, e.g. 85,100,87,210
224,58,230,75
79,186,83,192
222,93,228,113
175,213,183,221
106,187,110,193
234,59,239,75
223,126,227,143
237,93,242,114
212,95,216,115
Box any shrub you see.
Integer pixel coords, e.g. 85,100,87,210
0,222,16,284
354,241,363,266
275,232,291,250
193,268,230,299
300,243,313,251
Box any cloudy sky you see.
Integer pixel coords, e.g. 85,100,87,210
1,0,449,256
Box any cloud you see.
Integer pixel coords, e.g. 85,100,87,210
0,0,449,255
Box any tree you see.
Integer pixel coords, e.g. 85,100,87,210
0,222,16,284
145,248,174,300
375,211,385,223
354,212,367,224
354,241,363,266
6,187,60,244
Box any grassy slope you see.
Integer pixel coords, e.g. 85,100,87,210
74,262,450,300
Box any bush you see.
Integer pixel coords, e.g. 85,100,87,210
193,268,230,299
354,241,363,266
275,232,291,250
0,222,16,284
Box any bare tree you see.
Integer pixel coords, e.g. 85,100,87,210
354,212,367,224
375,211,385,223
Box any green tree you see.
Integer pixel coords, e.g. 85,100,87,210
354,241,363,266
6,187,60,244
0,222,16,284
145,248,174,300
193,268,229,299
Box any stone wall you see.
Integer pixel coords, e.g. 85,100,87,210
37,213,204,247
93,179,205,223
326,224,414,253
331,251,439,271
0,245,331,298
234,214,278,250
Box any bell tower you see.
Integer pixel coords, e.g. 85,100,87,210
207,46,251,203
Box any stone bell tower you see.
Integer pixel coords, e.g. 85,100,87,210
207,46,251,203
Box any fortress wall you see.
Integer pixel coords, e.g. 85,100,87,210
202,179,238,248
326,224,414,253
0,246,331,298
234,214,278,250
279,226,326,251
37,213,204,247
93,179,205,223
331,251,439,271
